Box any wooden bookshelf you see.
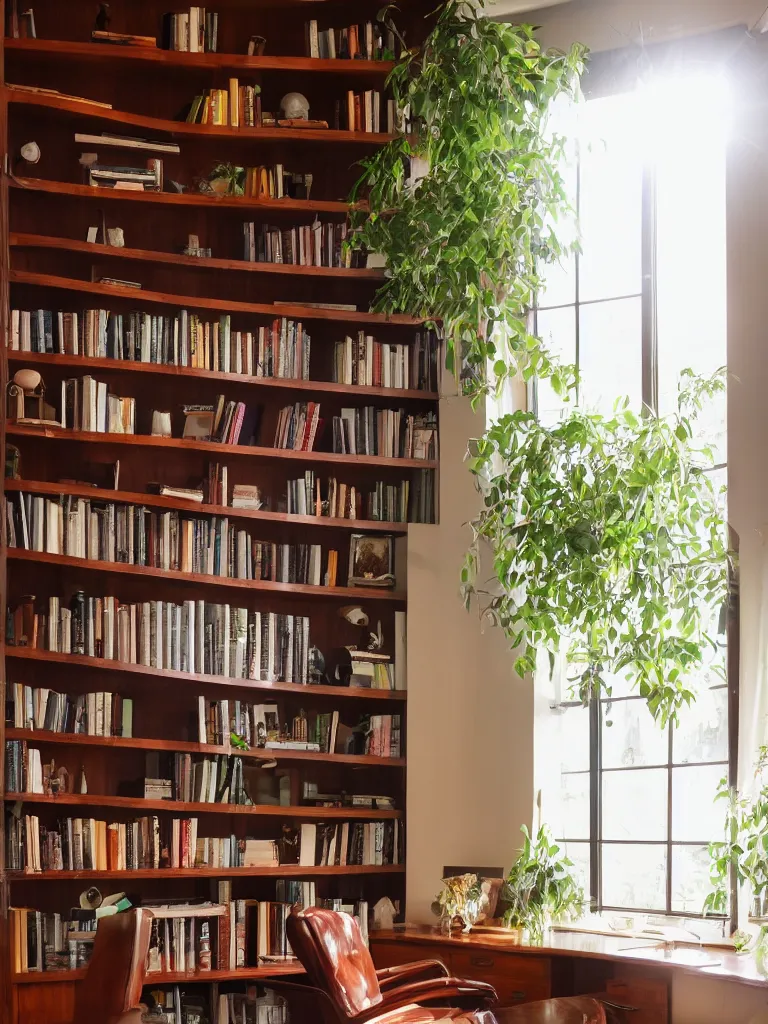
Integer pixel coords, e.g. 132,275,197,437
1,2,437,1021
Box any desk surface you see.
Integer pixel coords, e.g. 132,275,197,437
371,926,768,990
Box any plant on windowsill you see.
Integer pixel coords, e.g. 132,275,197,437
705,747,768,923
348,0,587,396
461,370,730,726
500,825,586,944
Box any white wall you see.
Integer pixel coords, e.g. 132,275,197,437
406,381,534,923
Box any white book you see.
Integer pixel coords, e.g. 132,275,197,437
299,823,317,866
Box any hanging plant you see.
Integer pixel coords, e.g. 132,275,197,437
349,1,586,395
461,371,730,725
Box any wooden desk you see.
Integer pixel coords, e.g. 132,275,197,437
370,927,768,1023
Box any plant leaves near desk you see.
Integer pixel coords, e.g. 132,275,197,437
349,0,587,398
462,369,731,726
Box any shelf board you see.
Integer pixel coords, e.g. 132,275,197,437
6,864,405,881
5,38,396,77
4,793,402,818
7,424,439,470
4,87,395,145
8,548,408,603
11,176,361,215
5,647,408,703
10,232,387,282
6,351,438,403
5,728,406,768
9,269,422,327
4,479,410,535
11,964,305,985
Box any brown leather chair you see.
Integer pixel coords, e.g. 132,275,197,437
269,906,497,1024
73,908,152,1024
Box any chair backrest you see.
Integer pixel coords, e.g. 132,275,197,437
73,908,152,1023
287,906,383,1019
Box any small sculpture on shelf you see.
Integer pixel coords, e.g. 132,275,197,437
279,92,328,130
7,369,60,426
94,2,111,33
248,34,267,56
43,760,71,797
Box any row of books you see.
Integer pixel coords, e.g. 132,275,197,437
61,376,135,433
6,684,133,737
273,401,322,452
9,595,313,685
306,19,396,60
241,165,313,200
10,309,312,381
244,220,366,270
187,81,261,128
7,493,344,586
163,9,219,52
332,408,439,460
284,470,435,524
151,984,288,1024
345,90,385,134
298,820,401,867
7,813,284,873
166,751,249,804
5,739,42,793
11,891,372,975
333,331,439,391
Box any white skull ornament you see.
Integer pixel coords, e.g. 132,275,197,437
280,92,310,120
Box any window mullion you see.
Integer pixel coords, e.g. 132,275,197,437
641,159,658,413
590,697,601,911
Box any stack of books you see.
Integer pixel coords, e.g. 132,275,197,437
333,332,439,390
273,402,322,451
244,220,363,269
163,8,218,51
7,684,132,737
88,159,163,191
306,19,396,60
61,376,135,433
332,408,438,459
8,594,312,685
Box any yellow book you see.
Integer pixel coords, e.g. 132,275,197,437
229,78,239,127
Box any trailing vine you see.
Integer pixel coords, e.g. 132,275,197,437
349,1,586,395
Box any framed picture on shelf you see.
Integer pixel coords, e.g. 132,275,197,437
347,533,395,588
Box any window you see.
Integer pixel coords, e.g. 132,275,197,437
535,78,730,926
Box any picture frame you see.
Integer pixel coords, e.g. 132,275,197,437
347,533,395,589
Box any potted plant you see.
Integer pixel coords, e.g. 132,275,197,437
706,747,768,921
501,826,586,943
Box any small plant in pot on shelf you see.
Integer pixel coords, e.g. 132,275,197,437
501,826,586,944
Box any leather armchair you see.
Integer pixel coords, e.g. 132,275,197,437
277,906,497,1024
72,908,152,1024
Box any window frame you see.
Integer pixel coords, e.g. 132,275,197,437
533,134,738,927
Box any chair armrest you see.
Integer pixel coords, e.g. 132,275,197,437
358,977,498,1021
376,959,450,991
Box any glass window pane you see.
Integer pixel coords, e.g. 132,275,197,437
602,769,667,841
561,772,591,840
671,846,713,914
578,96,643,303
536,305,576,423
558,704,591,773
671,764,726,842
539,251,576,309
673,686,728,765
562,841,591,901
656,84,727,463
602,843,667,911
601,699,669,769
579,297,642,414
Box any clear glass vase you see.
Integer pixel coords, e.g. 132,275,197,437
754,926,768,977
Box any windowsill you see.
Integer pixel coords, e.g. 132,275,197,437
553,917,733,951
